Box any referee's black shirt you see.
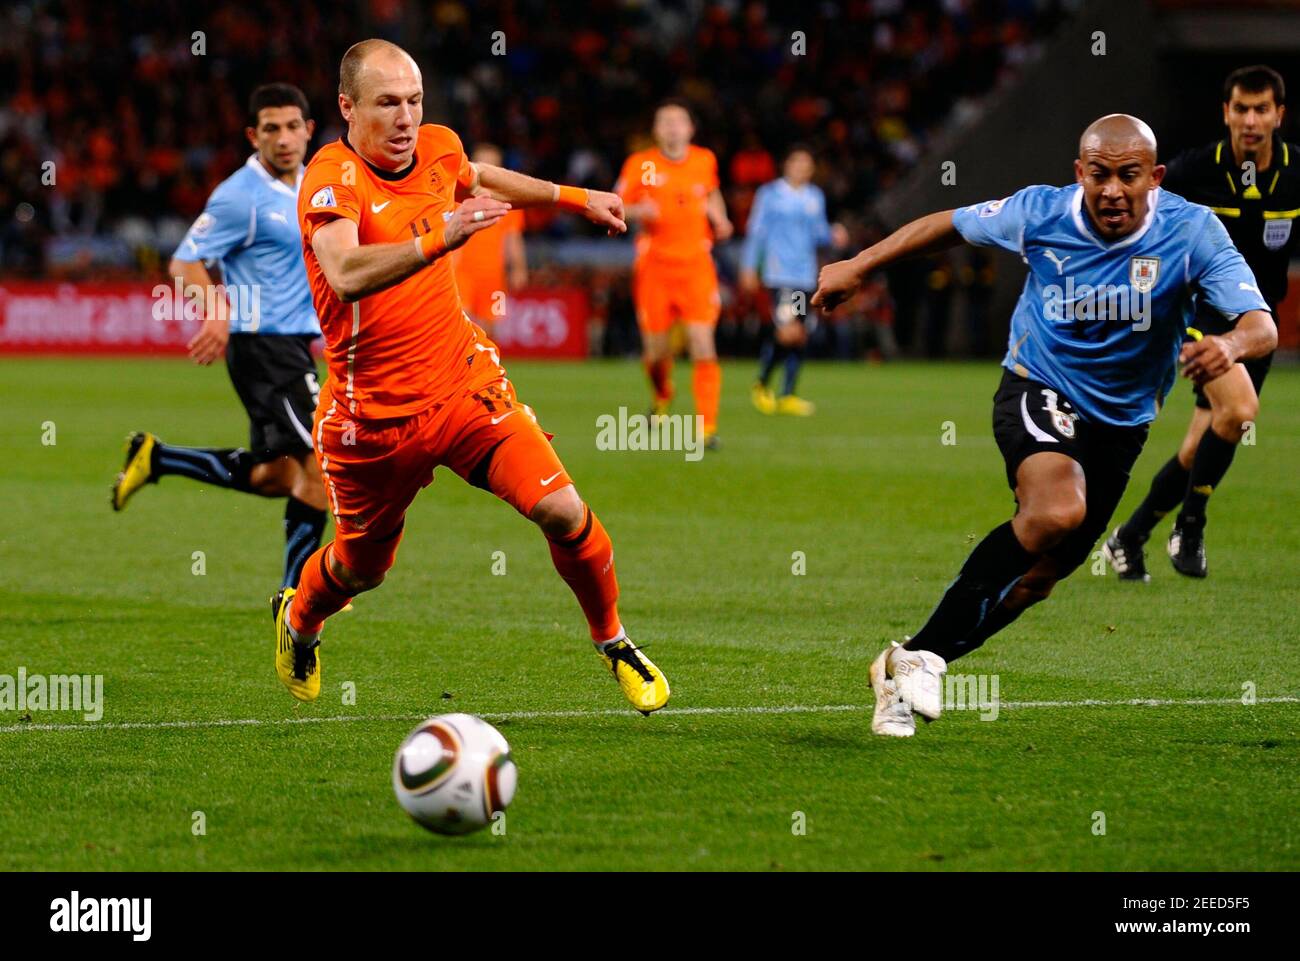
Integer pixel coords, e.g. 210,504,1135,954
1162,133,1300,311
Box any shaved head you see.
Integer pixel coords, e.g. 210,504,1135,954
1078,113,1158,163
339,39,420,102
337,39,424,171
1074,113,1164,240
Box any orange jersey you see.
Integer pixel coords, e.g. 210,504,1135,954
452,207,525,318
298,124,482,419
616,145,719,262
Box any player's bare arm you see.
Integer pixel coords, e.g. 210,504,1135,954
311,195,510,303
706,188,733,241
1180,309,1278,384
476,163,627,235
812,209,963,310
169,256,230,365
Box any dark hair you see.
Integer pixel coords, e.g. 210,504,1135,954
248,83,311,128
1223,65,1286,107
654,98,696,126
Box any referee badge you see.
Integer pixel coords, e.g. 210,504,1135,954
1129,255,1160,294
1263,218,1292,250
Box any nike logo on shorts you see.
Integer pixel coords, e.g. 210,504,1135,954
540,471,563,486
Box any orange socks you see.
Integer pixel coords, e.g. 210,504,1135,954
289,544,353,637
692,358,720,434
547,505,622,643
645,357,674,406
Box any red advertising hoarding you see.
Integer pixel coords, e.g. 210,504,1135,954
0,282,592,358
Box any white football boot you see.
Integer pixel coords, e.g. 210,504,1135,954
888,641,947,722
869,645,916,737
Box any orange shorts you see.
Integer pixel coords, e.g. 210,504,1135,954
312,358,571,577
634,255,720,333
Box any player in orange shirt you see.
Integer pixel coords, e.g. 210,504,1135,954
274,39,669,715
452,143,528,336
616,100,733,448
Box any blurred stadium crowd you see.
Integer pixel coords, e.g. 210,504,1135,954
0,0,1073,356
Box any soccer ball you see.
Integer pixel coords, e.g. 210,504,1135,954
392,713,517,835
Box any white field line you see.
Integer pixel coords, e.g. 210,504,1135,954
0,696,1296,735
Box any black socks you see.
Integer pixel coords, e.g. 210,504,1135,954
153,443,257,492
283,497,328,589
904,521,1037,662
1119,455,1189,540
1176,430,1239,531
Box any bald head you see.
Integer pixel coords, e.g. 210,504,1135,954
337,39,423,171
340,39,420,102
1078,114,1157,163
1073,114,1165,240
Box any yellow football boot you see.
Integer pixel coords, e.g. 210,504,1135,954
751,383,776,415
271,587,321,702
111,431,158,511
599,638,669,715
776,394,815,417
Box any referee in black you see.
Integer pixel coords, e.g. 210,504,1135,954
1106,65,1298,580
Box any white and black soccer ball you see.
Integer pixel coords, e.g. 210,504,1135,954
392,713,517,835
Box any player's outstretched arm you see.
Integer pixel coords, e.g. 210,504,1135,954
1180,309,1278,384
812,209,963,311
312,196,510,303
476,164,627,235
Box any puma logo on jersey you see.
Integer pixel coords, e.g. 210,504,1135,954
1043,250,1071,275
371,200,391,213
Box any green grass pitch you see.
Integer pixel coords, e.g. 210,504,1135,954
1,355,1297,871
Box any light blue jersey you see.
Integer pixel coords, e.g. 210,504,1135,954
953,184,1268,427
175,154,319,336
741,178,833,289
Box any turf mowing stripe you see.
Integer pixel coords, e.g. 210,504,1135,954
1,696,1296,735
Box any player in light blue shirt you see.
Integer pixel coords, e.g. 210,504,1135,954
740,145,846,415
813,115,1276,737
112,84,331,594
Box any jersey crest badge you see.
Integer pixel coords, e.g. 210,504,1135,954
310,186,337,209
1263,218,1292,250
1051,407,1077,438
1129,255,1160,293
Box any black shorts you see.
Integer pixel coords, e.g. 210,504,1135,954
1190,318,1274,410
767,287,818,334
992,369,1149,575
225,333,320,459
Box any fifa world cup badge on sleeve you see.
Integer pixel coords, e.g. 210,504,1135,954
310,186,337,209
